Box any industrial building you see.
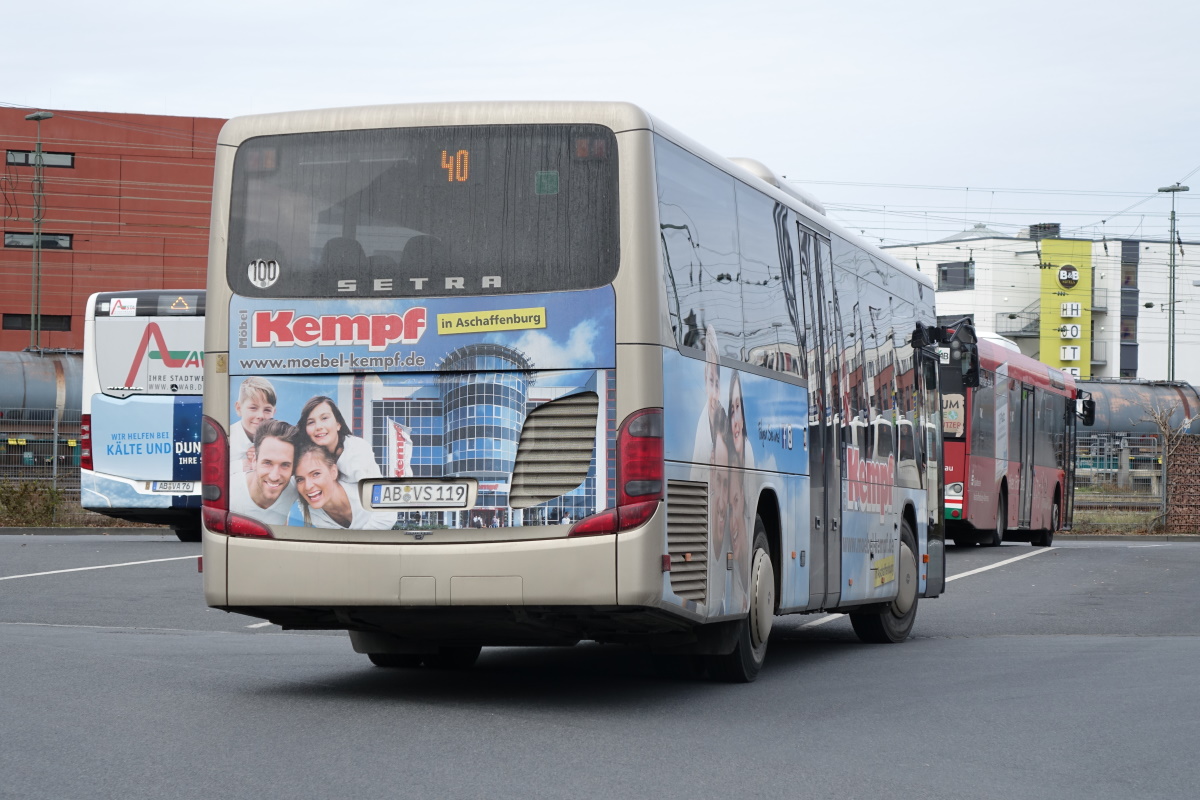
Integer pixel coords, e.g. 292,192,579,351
0,106,224,353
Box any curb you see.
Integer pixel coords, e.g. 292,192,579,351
0,527,176,536
1055,534,1200,542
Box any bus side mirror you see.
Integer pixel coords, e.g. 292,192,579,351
1080,399,1096,427
946,339,979,387
912,322,934,349
960,343,980,388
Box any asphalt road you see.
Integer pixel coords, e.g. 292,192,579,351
2,534,1198,800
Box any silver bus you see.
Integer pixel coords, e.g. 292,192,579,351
201,102,944,681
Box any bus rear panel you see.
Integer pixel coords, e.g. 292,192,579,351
81,290,205,537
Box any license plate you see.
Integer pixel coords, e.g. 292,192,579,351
371,481,469,508
152,481,194,493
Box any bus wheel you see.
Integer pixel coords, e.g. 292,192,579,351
707,522,774,683
850,521,919,644
987,492,1007,547
424,645,482,670
368,653,423,668
173,522,201,543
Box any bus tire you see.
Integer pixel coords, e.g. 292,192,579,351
368,652,423,668
173,522,202,543
850,521,919,644
987,491,1007,547
424,645,482,670
706,522,774,683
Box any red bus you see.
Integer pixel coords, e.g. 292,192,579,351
940,334,1088,548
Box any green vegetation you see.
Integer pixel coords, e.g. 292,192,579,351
0,481,66,527
1072,507,1160,535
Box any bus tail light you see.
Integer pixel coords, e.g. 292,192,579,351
570,408,663,537
79,413,93,471
226,513,274,538
202,416,274,539
201,416,229,533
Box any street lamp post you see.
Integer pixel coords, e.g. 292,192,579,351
1158,182,1189,381
25,110,54,351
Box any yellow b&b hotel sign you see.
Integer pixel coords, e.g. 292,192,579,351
1039,239,1092,379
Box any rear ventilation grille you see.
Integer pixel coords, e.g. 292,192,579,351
667,480,708,603
509,392,599,509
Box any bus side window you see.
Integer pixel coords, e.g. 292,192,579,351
655,137,742,359
796,223,820,385
971,379,995,459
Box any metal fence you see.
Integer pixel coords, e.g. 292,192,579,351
0,406,81,486
1074,431,1166,531
0,406,122,526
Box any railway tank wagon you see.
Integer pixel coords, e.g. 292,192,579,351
0,351,83,476
1074,378,1197,499
1075,379,1199,436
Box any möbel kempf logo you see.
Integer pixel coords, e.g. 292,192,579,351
251,308,428,352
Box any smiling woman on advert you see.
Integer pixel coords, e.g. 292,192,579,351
293,442,396,530
298,395,383,483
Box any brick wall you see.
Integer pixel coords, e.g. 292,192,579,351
1,107,224,352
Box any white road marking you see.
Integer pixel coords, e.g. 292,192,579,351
0,556,196,582
0,620,319,637
944,546,1052,582
2,556,283,634
800,545,1055,628
0,621,195,632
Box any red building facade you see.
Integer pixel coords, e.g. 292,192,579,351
0,107,225,352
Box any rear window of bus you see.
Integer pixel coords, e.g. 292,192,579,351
226,124,620,298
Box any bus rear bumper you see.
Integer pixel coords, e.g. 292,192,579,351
203,515,693,644
81,469,201,511
215,532,619,608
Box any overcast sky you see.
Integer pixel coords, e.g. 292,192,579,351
4,0,1197,246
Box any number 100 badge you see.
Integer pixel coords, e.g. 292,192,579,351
248,259,280,289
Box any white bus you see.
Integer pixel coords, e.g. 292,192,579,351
81,290,205,541
201,103,945,680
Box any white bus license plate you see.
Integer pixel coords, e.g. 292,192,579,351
371,482,469,508
152,481,194,493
